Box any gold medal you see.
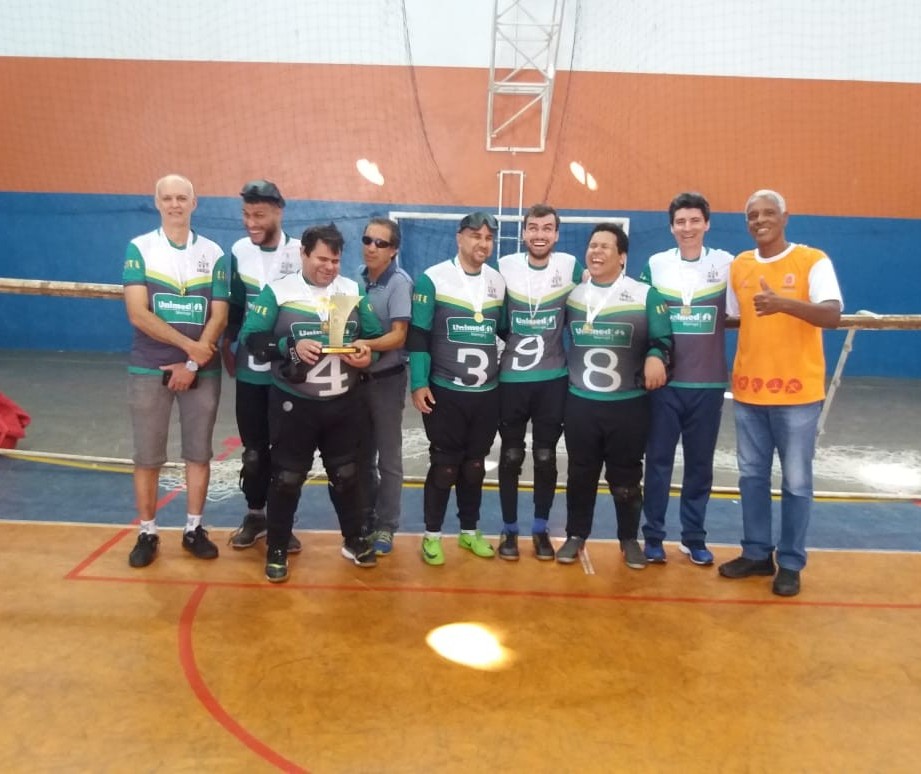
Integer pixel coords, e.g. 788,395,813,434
583,322,593,333
681,305,692,316
474,312,484,323
321,321,330,333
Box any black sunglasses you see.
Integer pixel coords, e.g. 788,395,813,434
362,235,393,249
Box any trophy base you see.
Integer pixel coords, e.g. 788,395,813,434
321,345,359,354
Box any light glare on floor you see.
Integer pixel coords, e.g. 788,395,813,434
426,622,510,670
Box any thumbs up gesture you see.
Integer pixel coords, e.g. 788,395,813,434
753,277,782,316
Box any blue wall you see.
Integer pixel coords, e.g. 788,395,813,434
1,193,919,377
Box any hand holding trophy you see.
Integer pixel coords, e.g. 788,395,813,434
321,293,361,354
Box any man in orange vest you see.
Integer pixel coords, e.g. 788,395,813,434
718,190,843,597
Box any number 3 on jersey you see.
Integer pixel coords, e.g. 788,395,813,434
453,347,489,388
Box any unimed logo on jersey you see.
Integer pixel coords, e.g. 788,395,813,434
446,317,497,345
510,309,559,335
153,293,207,325
669,305,718,335
570,321,634,347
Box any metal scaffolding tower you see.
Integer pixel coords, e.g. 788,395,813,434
486,0,566,153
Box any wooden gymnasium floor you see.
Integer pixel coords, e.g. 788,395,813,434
2,350,921,773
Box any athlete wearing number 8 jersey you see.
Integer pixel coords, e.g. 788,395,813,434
239,223,384,583
559,222,673,571
408,211,507,566
496,203,583,561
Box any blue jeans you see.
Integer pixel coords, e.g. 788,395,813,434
734,400,822,571
642,386,724,546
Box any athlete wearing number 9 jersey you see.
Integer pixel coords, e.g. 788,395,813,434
408,211,507,566
559,222,673,571
239,223,384,583
496,203,583,561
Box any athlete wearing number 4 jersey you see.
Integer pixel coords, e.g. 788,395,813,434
239,223,384,583
408,211,506,566
496,203,584,560
560,222,673,571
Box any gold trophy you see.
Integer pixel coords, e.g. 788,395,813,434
321,293,360,354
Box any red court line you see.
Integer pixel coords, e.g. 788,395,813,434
64,436,241,579
66,571,921,611
178,584,309,774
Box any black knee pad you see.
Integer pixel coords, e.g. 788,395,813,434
241,447,268,478
327,459,358,493
271,468,306,497
499,446,525,474
430,463,458,490
532,446,557,473
460,458,486,486
612,484,642,503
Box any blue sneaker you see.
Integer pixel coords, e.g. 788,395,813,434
680,543,714,566
644,540,667,564
372,530,394,556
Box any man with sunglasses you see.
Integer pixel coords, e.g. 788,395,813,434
221,180,304,555
352,218,413,556
408,211,506,566
239,223,384,583
496,203,584,561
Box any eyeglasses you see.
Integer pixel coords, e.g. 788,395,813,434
240,180,285,206
458,211,498,233
361,235,393,249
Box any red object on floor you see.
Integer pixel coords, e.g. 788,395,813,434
0,392,31,449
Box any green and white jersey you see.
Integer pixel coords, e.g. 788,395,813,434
228,232,301,385
409,257,506,392
565,275,672,401
122,228,228,374
239,273,384,401
498,251,583,383
639,246,732,388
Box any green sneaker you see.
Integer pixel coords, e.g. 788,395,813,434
421,535,445,566
458,530,495,559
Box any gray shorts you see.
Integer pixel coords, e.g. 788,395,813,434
128,373,221,467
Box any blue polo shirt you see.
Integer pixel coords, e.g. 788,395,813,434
361,259,413,373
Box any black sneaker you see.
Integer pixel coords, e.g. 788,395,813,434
341,536,377,568
128,532,159,568
498,532,520,561
228,513,267,549
532,531,555,561
182,525,219,560
772,567,801,597
265,546,289,583
288,532,303,554
718,554,775,578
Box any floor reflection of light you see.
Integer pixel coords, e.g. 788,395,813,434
858,461,921,491
426,622,511,670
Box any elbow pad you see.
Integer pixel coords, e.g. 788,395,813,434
246,333,289,363
405,325,431,353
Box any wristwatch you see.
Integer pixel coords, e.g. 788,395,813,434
185,359,200,373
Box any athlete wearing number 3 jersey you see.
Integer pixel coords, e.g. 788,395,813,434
496,203,583,561
408,211,507,566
